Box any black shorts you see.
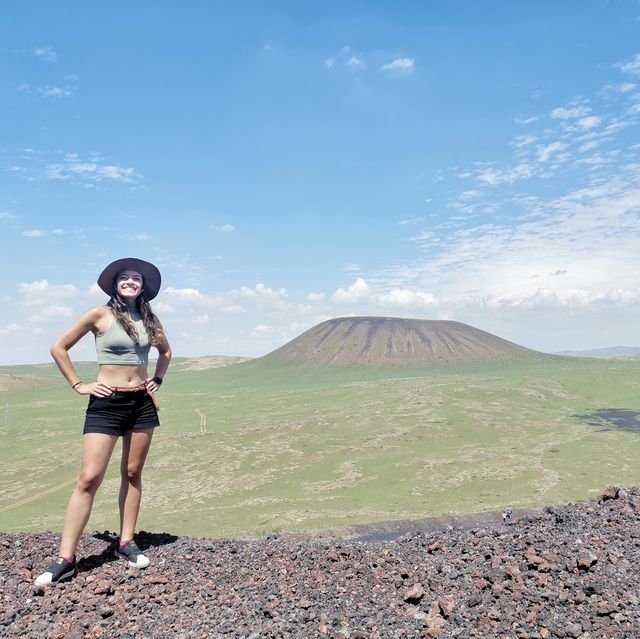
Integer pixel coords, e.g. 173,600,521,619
83,391,160,436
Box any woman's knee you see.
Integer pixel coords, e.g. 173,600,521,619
122,464,144,484
76,469,104,494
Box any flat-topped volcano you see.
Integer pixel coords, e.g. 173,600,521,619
261,316,539,367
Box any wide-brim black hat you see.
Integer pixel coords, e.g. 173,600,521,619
97,257,162,300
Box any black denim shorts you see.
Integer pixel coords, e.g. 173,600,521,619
83,391,160,436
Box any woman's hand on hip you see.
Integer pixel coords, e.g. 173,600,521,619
145,377,159,393
75,381,113,397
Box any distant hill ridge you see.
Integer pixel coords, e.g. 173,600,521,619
261,316,539,367
555,346,640,358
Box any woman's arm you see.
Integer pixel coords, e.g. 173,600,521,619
146,325,172,392
50,306,113,397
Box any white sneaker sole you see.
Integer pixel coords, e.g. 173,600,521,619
115,550,150,568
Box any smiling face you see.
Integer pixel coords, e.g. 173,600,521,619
115,269,144,302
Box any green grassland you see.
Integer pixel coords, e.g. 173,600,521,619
1,355,640,538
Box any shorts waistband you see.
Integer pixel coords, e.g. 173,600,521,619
111,383,147,393
109,383,160,411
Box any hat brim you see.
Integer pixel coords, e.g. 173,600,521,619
97,258,162,300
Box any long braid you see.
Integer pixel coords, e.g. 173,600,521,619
137,295,164,346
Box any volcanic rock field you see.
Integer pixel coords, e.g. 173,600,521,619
2,486,640,638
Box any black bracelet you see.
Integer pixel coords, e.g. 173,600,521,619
152,377,163,386
72,381,82,390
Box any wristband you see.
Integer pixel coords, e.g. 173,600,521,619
152,377,163,386
72,381,82,390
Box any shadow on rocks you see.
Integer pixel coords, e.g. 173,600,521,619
78,530,179,574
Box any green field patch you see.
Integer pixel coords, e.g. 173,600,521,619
1,356,640,536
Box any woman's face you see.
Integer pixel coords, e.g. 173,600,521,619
116,269,144,302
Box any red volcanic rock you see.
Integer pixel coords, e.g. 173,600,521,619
3,488,640,637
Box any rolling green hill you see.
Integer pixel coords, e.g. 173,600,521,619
1,319,640,538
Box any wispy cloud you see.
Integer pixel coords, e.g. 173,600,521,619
325,46,365,70
9,151,142,186
536,141,568,162
210,223,236,232
34,46,57,62
40,85,74,98
22,229,44,237
551,105,591,120
360,50,640,342
617,52,640,75
381,58,414,72
18,83,75,98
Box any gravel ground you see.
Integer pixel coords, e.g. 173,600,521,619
1,486,640,638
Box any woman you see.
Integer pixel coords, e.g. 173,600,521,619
35,257,172,585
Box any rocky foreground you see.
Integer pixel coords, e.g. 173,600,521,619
1,487,640,639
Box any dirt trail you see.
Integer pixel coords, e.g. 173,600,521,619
194,408,207,433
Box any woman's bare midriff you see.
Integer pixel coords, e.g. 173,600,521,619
97,364,148,387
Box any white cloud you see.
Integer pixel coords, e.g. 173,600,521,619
513,134,537,147
381,58,414,72
332,278,371,304
347,56,364,67
126,233,150,241
537,142,568,163
233,283,287,302
307,292,326,303
477,163,535,185
373,178,640,320
39,86,73,98
378,289,437,308
577,115,601,130
399,217,424,225
17,280,78,307
221,305,246,314
409,231,433,242
193,314,210,324
164,287,207,302
34,46,57,62
515,116,540,125
21,153,143,185
22,229,44,237
618,52,640,76
578,140,600,152
252,323,273,336
0,211,16,220
0,323,43,338
550,105,591,119
211,224,236,232
29,305,74,321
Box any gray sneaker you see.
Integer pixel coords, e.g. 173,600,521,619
115,540,150,568
35,557,77,585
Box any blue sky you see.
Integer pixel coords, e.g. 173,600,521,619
2,1,640,364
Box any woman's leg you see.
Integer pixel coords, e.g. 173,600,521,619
118,428,154,543
59,433,118,559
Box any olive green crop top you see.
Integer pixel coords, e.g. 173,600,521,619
95,308,151,365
